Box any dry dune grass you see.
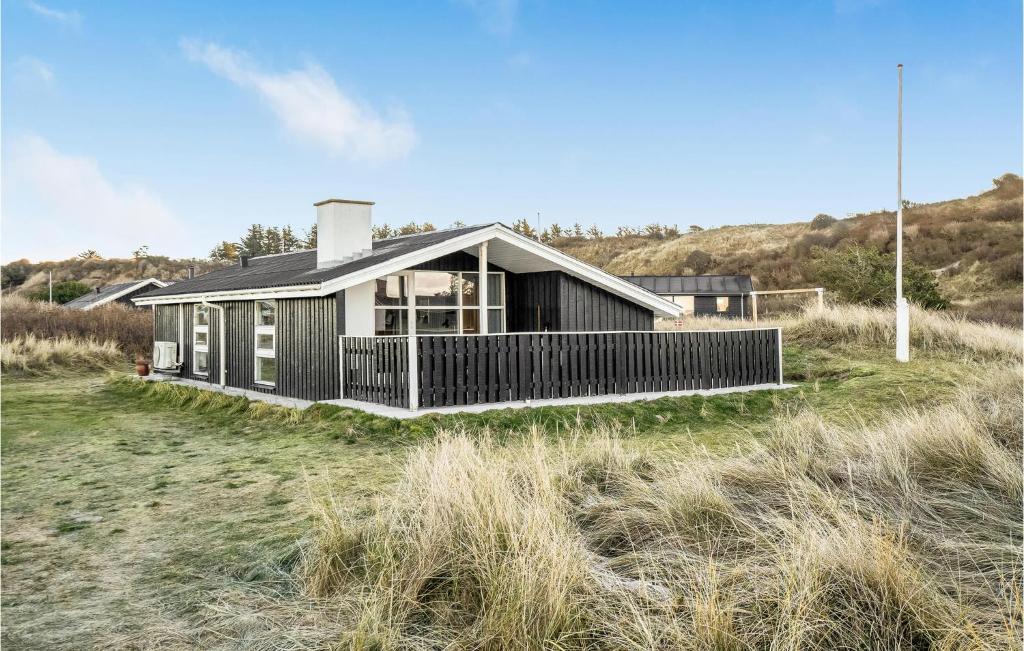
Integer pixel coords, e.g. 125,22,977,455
664,303,1023,362
301,367,1022,650
1,294,152,357
0,334,125,373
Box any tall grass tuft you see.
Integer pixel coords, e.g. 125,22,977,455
1,294,153,357
1,334,125,373
301,367,1023,649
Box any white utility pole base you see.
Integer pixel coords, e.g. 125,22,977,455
895,298,910,362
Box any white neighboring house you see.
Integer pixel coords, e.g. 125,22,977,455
63,278,170,310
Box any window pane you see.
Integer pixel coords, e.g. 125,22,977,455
416,309,458,334
195,331,208,346
195,351,208,374
487,273,503,306
374,308,408,335
488,308,504,333
716,297,729,312
375,276,406,306
256,356,276,384
257,301,275,326
462,309,480,334
461,273,479,306
257,333,274,350
673,295,694,314
195,306,209,326
414,272,459,306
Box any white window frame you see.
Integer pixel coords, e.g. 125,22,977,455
716,296,730,313
193,305,209,376
254,300,276,386
374,271,506,336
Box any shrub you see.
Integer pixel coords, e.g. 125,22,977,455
685,249,713,274
25,280,91,304
301,368,1022,649
807,245,948,309
810,213,837,229
0,295,152,358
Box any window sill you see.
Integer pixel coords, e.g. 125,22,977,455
254,381,276,388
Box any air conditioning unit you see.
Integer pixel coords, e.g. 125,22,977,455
153,341,179,371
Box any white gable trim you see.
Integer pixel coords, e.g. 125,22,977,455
133,225,681,317
83,278,168,310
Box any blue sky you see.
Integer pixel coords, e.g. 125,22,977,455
3,0,1021,262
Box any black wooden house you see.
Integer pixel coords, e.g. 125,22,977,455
620,275,754,318
135,200,782,411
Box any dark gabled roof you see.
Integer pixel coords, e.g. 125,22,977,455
64,280,167,309
620,275,753,295
137,224,493,298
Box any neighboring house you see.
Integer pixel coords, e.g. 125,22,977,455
134,200,782,411
64,278,170,310
619,275,754,318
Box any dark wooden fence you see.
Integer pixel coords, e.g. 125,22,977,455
415,329,781,409
340,336,410,408
340,329,782,411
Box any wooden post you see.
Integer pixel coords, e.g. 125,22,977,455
407,272,418,411
816,288,824,310
478,240,489,334
750,292,758,325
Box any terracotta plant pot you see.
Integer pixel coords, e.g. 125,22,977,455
135,356,151,377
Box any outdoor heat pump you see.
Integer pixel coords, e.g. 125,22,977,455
152,341,180,370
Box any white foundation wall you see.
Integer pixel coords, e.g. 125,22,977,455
344,279,375,336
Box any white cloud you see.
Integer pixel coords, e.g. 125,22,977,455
3,135,187,261
15,56,55,86
180,39,416,163
455,0,519,34
25,1,81,26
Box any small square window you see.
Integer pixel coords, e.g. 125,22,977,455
257,301,276,326
195,306,209,326
195,351,209,374
256,356,276,384
256,333,274,350
716,297,730,313
195,331,208,346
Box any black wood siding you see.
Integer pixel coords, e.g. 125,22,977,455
276,297,340,401
409,250,505,273
154,305,178,342
507,271,653,332
157,298,339,401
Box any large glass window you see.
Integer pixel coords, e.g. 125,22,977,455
373,271,505,335
193,305,209,375
255,300,276,385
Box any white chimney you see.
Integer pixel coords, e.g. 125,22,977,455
314,199,374,269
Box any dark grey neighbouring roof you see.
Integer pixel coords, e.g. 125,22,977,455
64,280,166,309
137,224,493,299
620,275,754,295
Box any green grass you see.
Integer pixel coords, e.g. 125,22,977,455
0,344,978,648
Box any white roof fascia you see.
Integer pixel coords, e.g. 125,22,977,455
132,283,323,305
319,225,504,294
86,278,168,310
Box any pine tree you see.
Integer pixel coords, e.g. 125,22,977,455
303,224,317,249
240,224,266,257
264,227,283,254
281,225,302,251
209,241,240,261
586,225,603,239
511,218,537,238
572,223,584,237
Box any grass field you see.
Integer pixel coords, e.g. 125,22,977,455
1,316,1019,648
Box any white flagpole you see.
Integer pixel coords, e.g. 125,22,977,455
895,63,910,362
